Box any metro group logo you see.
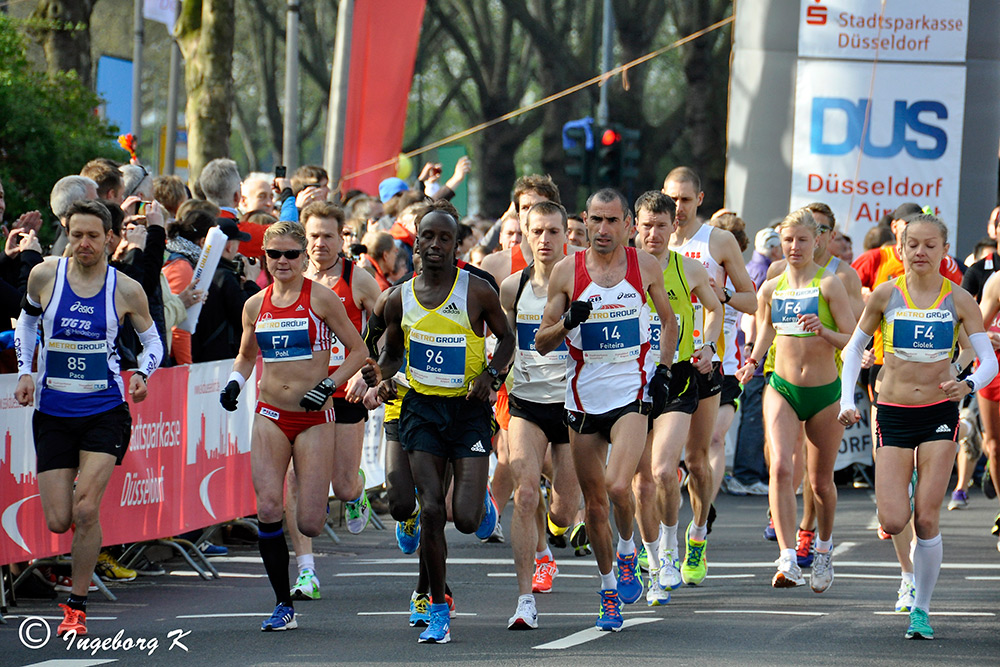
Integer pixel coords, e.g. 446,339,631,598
811,97,948,159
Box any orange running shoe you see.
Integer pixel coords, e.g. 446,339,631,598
57,603,87,637
532,555,558,593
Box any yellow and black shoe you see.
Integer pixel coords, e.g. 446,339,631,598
546,514,569,549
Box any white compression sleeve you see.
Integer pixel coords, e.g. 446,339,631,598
136,324,164,379
839,327,873,414
14,299,42,376
966,331,998,392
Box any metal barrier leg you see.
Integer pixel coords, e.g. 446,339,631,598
91,573,117,601
323,520,341,544
158,540,210,579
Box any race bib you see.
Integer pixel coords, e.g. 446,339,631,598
328,331,346,366
45,338,108,393
692,301,705,349
409,329,467,388
772,287,820,335
517,314,567,363
579,307,642,363
890,309,953,362
648,311,684,363
256,318,312,362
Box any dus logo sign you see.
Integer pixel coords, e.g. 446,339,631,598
811,97,948,159
805,0,827,26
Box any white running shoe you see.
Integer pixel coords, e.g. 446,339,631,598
658,550,683,590
507,595,538,629
895,579,916,613
646,570,670,606
772,553,805,588
746,480,770,496
810,549,834,593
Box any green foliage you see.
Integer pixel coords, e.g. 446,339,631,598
0,15,123,242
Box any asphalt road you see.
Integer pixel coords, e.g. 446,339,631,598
4,486,999,666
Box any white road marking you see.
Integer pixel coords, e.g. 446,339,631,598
21,661,118,667
356,611,477,617
532,617,662,650
834,573,902,580
832,541,856,557
694,610,828,616
487,573,592,578
177,613,285,618
169,571,265,578
545,611,655,617
966,576,1000,581
873,611,995,617
334,572,419,577
4,615,118,621
203,556,265,564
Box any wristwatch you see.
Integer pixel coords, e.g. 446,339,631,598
135,371,148,383
964,378,976,394
722,287,733,304
704,341,717,355
485,366,504,391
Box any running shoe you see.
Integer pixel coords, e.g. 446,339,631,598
722,474,750,496
681,523,708,585
764,516,777,541
546,514,568,549
445,593,456,618
570,522,591,557
646,570,670,606
706,504,717,536
905,607,934,640
508,595,538,630
637,545,649,573
658,549,683,590
877,524,892,540
345,470,372,534
396,506,421,554
131,555,166,576
54,574,98,593
992,512,1000,537
747,480,770,496
418,602,451,643
895,579,916,613
810,548,834,593
772,553,805,588
261,603,297,631
595,589,623,631
475,486,499,540
199,541,229,556
796,529,816,568
483,522,505,543
409,593,431,627
532,555,558,594
983,461,996,499
947,489,969,510
615,551,644,604
57,603,87,637
96,551,137,582
290,570,321,600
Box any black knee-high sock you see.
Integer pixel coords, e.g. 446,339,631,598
258,521,291,606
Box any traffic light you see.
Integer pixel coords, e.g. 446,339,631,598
562,117,595,186
620,127,641,182
595,124,641,188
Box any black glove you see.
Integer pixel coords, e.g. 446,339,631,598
563,300,593,330
220,380,241,412
300,377,336,411
648,364,673,418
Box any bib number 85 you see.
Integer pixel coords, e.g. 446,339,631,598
67,356,87,371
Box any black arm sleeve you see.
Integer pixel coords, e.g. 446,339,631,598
362,311,386,357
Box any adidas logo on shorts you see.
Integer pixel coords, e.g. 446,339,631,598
470,440,486,453
441,302,462,315
936,424,951,433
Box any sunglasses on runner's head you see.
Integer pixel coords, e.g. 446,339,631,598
265,249,302,260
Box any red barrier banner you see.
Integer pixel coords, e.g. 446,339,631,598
0,361,257,566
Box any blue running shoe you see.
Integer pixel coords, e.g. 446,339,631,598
396,506,421,554
409,593,430,627
595,589,623,631
475,486,499,540
261,603,297,631
616,551,644,604
905,607,933,640
418,602,451,643
764,516,777,541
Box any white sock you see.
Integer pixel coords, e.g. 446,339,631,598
536,547,553,561
689,522,708,541
901,571,915,585
617,534,635,556
913,534,943,611
815,536,833,553
600,570,617,591
781,548,797,564
519,593,535,604
296,554,315,574
643,541,660,569
663,523,678,552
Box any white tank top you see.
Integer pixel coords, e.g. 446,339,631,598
511,267,567,404
720,276,740,374
671,224,724,362
565,248,653,413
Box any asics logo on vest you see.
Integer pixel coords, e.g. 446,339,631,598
69,301,95,314
441,302,462,315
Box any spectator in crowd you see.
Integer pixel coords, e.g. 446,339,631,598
567,213,589,248
831,231,853,263
163,209,215,364
385,191,429,274
964,206,1000,267
153,175,189,220
497,213,522,251
120,163,154,201
49,175,99,256
199,158,242,218
241,210,277,289
863,223,895,251
0,175,43,356
747,228,781,291
274,165,331,223
456,222,476,260
241,172,276,215
80,158,124,204
359,230,398,290
191,218,260,363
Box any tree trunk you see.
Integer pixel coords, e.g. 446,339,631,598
177,0,236,187
478,121,522,219
30,0,97,88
